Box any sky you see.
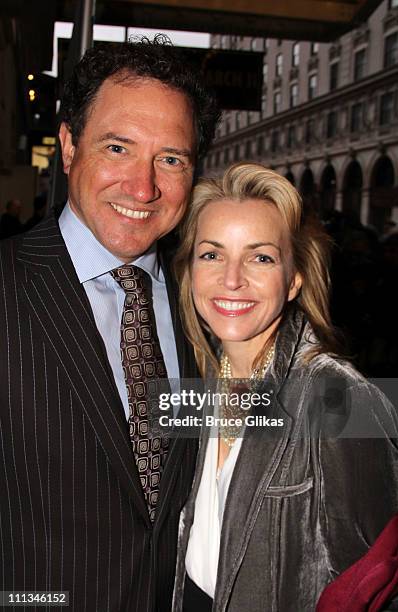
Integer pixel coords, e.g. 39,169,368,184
46,22,210,78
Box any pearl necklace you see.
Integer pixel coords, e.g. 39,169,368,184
219,343,275,381
218,342,275,448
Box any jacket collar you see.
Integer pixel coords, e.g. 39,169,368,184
16,211,197,528
265,305,309,384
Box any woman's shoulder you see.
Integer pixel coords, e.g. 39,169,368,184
295,350,398,438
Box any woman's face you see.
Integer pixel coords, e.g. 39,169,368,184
191,198,302,355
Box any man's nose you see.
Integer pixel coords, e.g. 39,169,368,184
219,261,248,290
120,161,160,203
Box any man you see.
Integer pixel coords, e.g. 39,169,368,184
0,37,219,611
24,194,47,231
0,197,23,239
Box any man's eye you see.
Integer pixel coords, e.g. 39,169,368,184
163,156,181,167
107,144,125,154
255,254,274,263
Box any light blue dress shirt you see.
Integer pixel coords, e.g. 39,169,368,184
59,203,180,420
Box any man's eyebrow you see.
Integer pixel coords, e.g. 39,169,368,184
97,133,193,158
98,133,135,144
161,147,193,159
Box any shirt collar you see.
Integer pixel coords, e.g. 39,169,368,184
59,202,161,283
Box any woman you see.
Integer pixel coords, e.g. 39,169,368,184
172,163,398,611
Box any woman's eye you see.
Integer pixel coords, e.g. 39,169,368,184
255,254,274,263
107,144,125,154
199,252,218,260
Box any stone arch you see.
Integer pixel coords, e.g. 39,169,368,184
342,160,363,221
285,170,295,185
369,155,395,233
299,167,317,213
320,164,336,219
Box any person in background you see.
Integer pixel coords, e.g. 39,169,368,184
0,198,23,239
0,35,219,611
173,162,398,612
24,193,47,231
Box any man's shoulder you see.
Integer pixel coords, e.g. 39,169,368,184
0,212,64,274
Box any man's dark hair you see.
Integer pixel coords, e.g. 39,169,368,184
60,34,220,160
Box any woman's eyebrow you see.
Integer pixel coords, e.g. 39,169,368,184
247,241,281,253
198,240,224,248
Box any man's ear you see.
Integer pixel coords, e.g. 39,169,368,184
59,122,75,174
288,271,303,302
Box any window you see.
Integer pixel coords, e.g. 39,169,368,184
271,130,280,153
384,32,398,68
389,0,398,8
350,103,363,132
221,35,229,49
330,62,339,91
354,49,366,81
326,111,337,138
225,119,230,135
273,91,282,114
380,92,395,125
305,119,314,144
251,38,263,52
276,53,283,76
308,74,317,100
292,42,300,67
234,144,240,161
245,141,252,158
310,42,319,55
215,151,220,166
287,125,296,149
261,93,267,117
223,148,230,164
263,63,268,82
290,83,299,107
257,136,264,156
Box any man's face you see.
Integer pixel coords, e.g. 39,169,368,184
59,76,196,261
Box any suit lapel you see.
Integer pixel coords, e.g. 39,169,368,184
154,245,199,529
158,245,197,380
17,215,151,525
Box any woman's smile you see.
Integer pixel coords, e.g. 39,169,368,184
212,297,257,316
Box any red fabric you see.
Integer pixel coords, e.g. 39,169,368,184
316,515,398,612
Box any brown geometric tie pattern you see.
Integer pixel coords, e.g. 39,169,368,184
110,264,169,521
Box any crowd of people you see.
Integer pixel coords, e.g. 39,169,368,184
0,193,47,239
326,210,398,376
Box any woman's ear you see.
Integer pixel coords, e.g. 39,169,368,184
288,271,302,302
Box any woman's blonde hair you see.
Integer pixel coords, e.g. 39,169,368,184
174,162,338,376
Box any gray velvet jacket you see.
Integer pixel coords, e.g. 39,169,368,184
172,307,398,612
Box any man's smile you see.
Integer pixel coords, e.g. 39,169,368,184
109,202,152,219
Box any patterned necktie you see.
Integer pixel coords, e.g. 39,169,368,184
111,264,169,521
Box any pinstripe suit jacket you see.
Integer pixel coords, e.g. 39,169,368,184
0,213,198,611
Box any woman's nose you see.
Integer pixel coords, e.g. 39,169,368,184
219,261,248,290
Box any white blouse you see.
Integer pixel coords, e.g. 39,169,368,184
185,434,243,598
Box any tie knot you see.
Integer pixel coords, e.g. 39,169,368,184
110,264,147,294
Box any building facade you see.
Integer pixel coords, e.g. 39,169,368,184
205,0,398,232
